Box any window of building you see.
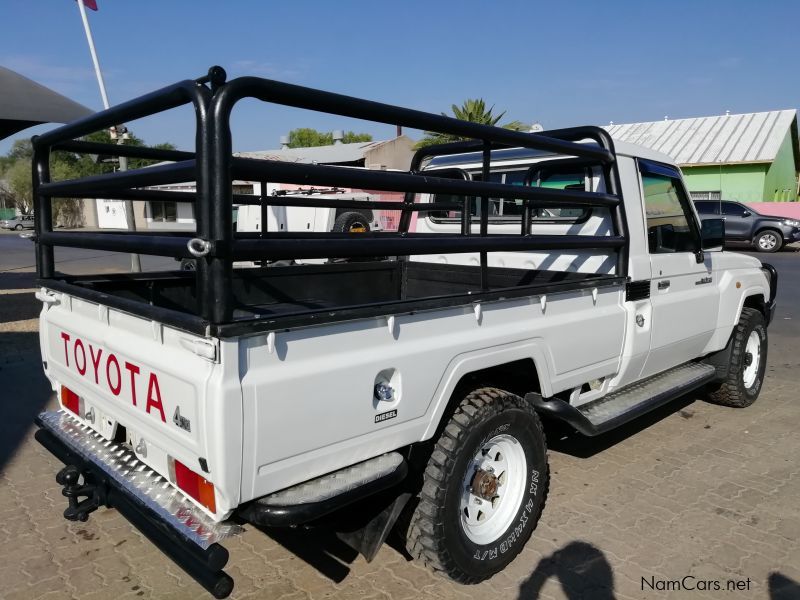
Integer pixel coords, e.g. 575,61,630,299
690,190,721,201
150,201,177,222
639,161,698,254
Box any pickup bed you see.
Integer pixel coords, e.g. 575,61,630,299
31,67,776,598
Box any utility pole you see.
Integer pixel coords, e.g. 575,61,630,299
76,0,141,272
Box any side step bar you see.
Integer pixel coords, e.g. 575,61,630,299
530,362,716,436
239,452,407,527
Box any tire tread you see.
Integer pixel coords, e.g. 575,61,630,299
406,387,549,584
707,308,765,407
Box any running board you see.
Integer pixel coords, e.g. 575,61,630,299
530,362,716,436
238,452,407,527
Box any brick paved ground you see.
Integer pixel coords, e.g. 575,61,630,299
1,249,798,599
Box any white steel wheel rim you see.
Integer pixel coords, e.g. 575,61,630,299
742,331,762,388
759,234,777,250
460,433,527,545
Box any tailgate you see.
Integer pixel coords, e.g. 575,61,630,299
38,289,238,519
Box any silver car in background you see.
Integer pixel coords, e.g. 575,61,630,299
0,214,35,230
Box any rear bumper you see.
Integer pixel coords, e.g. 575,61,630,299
35,410,242,598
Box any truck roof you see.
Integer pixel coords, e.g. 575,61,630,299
425,139,676,170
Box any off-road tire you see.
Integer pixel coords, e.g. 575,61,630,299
405,387,549,584
333,211,370,233
707,308,767,407
753,229,782,253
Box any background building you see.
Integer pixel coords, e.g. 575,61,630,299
75,134,416,231
606,110,799,203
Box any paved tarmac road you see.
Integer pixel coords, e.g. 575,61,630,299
1,235,798,599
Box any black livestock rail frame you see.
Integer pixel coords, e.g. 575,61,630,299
32,66,628,337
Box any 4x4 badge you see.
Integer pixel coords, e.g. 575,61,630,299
173,406,191,432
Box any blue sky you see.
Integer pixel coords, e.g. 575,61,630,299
2,0,799,153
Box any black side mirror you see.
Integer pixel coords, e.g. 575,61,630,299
742,210,751,217
701,218,724,250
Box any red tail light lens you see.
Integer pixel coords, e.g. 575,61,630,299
60,386,81,415
169,457,216,513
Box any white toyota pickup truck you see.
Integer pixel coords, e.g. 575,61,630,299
31,67,776,598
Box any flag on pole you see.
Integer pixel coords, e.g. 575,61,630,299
77,0,98,11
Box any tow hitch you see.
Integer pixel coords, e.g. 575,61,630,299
55,464,107,522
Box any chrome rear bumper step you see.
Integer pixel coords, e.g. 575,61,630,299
35,410,242,598
530,362,716,436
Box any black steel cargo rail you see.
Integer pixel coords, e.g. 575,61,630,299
33,66,627,332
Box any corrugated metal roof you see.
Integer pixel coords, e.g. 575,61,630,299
604,109,797,166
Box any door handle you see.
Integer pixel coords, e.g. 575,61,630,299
657,280,670,290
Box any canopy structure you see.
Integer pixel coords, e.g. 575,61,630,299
0,66,93,140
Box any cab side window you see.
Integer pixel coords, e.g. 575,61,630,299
721,203,747,217
639,161,698,254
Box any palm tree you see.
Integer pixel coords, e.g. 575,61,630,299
415,99,525,148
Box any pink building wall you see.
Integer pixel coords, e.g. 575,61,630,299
750,202,800,220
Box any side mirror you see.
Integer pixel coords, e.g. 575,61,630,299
742,210,751,217
701,218,724,250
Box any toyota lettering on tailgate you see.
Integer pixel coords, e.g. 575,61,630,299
59,331,166,423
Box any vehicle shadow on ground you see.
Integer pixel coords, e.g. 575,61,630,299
518,540,615,599
543,394,698,459
260,525,360,582
769,572,800,599
0,331,53,473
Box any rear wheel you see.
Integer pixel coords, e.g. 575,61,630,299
754,229,782,253
707,308,767,407
405,387,548,584
333,211,370,233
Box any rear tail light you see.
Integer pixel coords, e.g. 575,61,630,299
168,457,216,513
60,386,83,416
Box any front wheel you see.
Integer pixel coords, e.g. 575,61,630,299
707,308,767,407
14,224,23,230
405,387,548,584
754,230,782,253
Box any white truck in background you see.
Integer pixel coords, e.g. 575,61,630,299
236,187,382,235
31,69,777,598
179,187,382,270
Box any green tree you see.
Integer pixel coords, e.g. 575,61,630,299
286,128,372,148
1,129,176,225
5,159,33,213
0,139,33,174
415,99,527,148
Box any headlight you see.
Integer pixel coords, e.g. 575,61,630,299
783,219,800,227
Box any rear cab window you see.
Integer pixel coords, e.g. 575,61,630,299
427,165,593,224
695,201,719,215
